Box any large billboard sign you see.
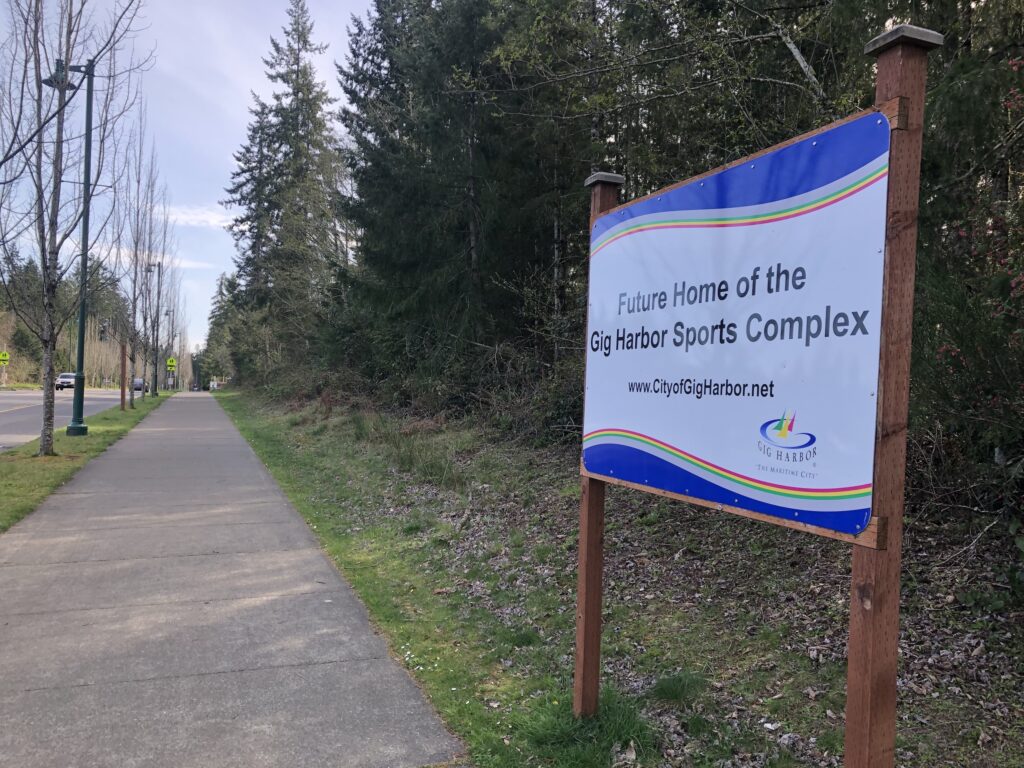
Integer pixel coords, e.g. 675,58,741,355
582,112,891,538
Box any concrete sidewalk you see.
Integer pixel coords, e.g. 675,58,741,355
0,393,461,768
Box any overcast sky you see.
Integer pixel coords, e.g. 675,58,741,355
132,0,371,349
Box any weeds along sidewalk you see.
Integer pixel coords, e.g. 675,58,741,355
215,389,1024,768
0,395,166,533
216,390,655,768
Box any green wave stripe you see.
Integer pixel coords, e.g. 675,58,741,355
584,431,872,501
592,164,889,251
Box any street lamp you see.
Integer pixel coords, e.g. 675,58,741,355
147,261,163,397
41,59,73,90
164,309,175,391
44,57,96,436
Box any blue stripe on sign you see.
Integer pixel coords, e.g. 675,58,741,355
583,443,872,535
591,112,891,241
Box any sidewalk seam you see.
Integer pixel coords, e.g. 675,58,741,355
0,587,348,618
1,519,301,535
0,545,319,568
5,656,389,695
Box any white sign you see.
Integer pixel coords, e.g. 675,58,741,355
582,112,891,536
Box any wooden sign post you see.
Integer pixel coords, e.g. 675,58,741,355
572,25,942,768
575,171,623,717
844,25,942,768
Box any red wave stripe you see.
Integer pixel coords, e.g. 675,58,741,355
584,428,872,497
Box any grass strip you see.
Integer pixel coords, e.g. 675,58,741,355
215,390,656,768
0,394,166,532
215,390,1024,768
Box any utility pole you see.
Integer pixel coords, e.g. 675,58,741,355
120,340,127,411
64,59,95,436
165,310,175,390
149,261,162,397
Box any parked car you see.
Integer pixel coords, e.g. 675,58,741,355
55,372,76,391
133,377,149,393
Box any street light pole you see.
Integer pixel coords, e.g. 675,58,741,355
66,59,95,437
150,261,162,397
165,312,177,390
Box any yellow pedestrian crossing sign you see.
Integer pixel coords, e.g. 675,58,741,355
166,357,177,371
0,351,8,366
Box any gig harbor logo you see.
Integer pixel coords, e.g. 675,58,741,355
759,411,816,449
756,410,818,465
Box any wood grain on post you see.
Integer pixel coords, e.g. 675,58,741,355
845,25,942,768
587,172,622,226
573,171,623,718
573,472,606,716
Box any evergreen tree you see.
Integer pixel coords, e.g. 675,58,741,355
204,273,243,382
222,0,344,380
217,0,1023,534
224,98,278,303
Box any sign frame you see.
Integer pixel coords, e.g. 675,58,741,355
580,100,904,550
572,26,943,768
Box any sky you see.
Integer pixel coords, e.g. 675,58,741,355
131,0,371,349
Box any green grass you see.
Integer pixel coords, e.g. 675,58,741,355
215,390,655,768
650,670,707,709
0,394,166,532
214,389,1024,768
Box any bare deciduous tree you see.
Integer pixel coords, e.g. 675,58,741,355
121,108,158,407
0,0,144,454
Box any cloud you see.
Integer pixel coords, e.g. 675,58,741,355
168,205,232,229
176,257,220,271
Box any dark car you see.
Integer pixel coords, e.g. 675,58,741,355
55,372,76,390
133,377,149,393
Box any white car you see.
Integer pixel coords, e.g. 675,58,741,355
55,372,76,390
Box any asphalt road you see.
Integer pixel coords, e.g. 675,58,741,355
0,389,124,451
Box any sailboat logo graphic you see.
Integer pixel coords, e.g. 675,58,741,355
759,410,817,450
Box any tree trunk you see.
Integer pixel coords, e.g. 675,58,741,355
128,344,136,407
589,0,600,172
39,329,56,455
993,157,1009,255
466,100,483,341
552,163,565,363
37,55,67,458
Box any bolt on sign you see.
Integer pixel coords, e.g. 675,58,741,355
166,357,177,371
583,112,889,542
0,352,9,366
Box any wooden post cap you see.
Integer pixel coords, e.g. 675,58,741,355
865,24,944,56
584,171,625,188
